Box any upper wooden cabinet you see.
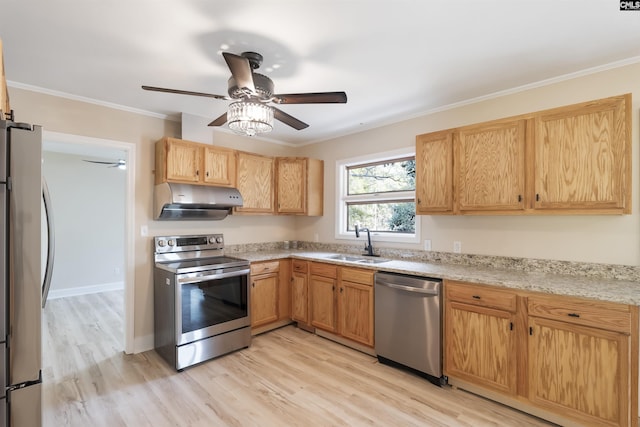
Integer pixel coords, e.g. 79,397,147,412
276,157,324,216
456,119,526,213
203,145,237,186
533,94,631,213
416,130,454,214
155,137,237,187
235,151,275,214
415,94,631,215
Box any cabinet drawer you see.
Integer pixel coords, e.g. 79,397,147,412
340,267,374,286
310,262,337,279
445,280,517,312
527,294,633,334
292,260,308,274
250,261,280,276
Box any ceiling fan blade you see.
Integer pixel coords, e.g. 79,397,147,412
141,85,228,100
208,112,228,127
272,92,347,104
222,52,256,96
273,107,309,130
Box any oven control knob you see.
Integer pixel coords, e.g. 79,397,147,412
157,239,166,247
208,236,216,244
215,236,223,244
167,239,175,247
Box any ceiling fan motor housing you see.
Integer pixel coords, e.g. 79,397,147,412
227,73,274,100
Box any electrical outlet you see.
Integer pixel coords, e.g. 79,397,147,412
453,241,462,253
140,225,148,237
424,239,432,251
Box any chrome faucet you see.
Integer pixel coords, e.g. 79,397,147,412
355,225,378,257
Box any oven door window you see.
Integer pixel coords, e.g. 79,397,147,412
178,273,249,344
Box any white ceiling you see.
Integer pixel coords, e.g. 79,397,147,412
2,1,640,146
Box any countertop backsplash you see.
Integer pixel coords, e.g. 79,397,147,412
225,240,640,282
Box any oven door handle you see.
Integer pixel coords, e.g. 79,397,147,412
177,268,250,284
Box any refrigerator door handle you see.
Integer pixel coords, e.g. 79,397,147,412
41,178,55,308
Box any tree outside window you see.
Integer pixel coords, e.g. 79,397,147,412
344,157,416,234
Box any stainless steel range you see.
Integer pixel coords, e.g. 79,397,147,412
153,234,251,371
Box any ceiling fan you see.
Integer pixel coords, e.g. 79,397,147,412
142,51,347,135
83,159,127,169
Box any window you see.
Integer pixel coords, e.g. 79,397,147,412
336,148,419,243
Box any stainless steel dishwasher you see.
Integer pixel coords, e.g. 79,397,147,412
374,272,446,386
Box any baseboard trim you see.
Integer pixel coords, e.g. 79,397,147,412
47,281,124,300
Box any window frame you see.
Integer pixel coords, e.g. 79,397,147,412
335,147,420,244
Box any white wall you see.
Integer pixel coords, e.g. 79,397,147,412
43,151,125,297
296,61,640,267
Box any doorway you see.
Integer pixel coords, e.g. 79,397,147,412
42,131,134,353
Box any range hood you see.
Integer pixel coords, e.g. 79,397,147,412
154,182,243,220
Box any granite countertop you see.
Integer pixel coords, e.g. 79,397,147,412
234,249,640,306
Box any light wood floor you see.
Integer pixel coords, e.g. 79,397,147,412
43,291,555,427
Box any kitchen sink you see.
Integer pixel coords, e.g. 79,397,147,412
325,254,365,262
324,254,391,264
356,258,391,264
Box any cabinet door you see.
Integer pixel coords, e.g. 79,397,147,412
528,317,629,427
250,273,278,328
165,139,202,183
533,95,630,213
456,119,526,212
444,301,517,395
339,280,374,347
291,271,308,323
277,157,306,214
278,259,291,320
235,152,275,213
203,146,236,187
309,275,337,332
416,130,453,214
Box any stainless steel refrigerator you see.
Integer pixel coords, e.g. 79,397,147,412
1,116,54,427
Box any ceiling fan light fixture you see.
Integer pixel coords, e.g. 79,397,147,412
227,101,274,137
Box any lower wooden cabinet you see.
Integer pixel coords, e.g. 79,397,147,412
445,281,518,395
309,263,338,332
291,260,309,324
444,279,638,427
308,262,375,347
250,261,279,328
250,260,292,331
338,268,374,347
445,301,517,395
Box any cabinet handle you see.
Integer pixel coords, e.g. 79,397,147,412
332,286,335,291
529,326,533,336
517,195,522,202
252,282,255,288
510,322,513,331
536,193,540,202
206,171,209,177
472,295,481,299
417,198,421,204
196,170,199,176
340,288,343,293
568,313,580,318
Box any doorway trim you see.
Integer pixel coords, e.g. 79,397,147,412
43,130,135,354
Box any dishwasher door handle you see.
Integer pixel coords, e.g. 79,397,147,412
376,280,440,295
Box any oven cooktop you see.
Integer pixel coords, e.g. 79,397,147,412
156,255,250,274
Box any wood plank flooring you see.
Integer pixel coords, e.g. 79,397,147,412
43,291,555,426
